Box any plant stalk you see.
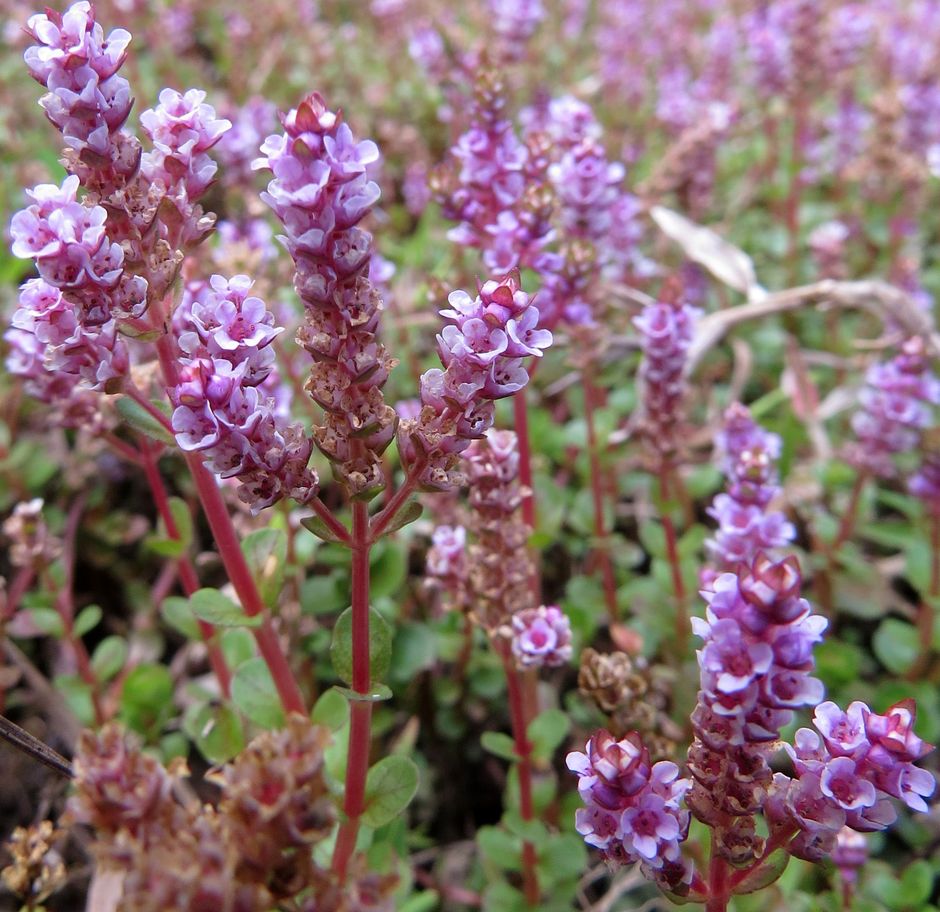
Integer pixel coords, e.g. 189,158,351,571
331,500,374,882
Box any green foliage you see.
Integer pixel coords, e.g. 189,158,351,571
231,657,285,729
190,588,261,627
120,664,175,737
362,755,419,828
241,527,287,608
330,605,392,687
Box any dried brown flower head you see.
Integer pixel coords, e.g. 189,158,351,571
1,820,66,904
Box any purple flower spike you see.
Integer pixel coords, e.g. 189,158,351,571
171,275,316,512
567,730,691,891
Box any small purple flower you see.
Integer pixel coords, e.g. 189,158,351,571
510,605,572,668
567,731,691,889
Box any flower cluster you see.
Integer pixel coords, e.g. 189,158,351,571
6,277,129,395
687,554,827,864
140,88,231,246
255,92,398,498
435,71,555,281
490,0,545,50
68,717,336,912
10,175,147,326
705,405,795,572
23,1,139,185
426,525,468,586
633,293,702,460
846,336,940,478
510,604,572,668
767,700,935,860
910,448,940,515
171,274,317,512
462,429,536,631
566,731,692,892
398,274,551,491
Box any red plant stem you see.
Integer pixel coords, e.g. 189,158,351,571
308,494,353,546
56,496,104,725
138,441,231,698
832,471,868,553
370,460,424,542
501,649,540,906
784,96,807,286
514,391,536,530
705,833,730,912
148,295,305,715
3,565,35,622
123,381,174,432
332,501,374,882
659,468,688,653
102,432,143,465
582,373,618,623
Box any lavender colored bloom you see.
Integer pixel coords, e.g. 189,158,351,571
770,698,936,858
490,0,545,46
426,525,467,581
215,97,278,188
567,730,691,890
399,275,551,491
705,405,795,571
24,1,137,177
510,605,572,668
10,175,147,324
634,295,702,459
255,92,397,498
171,275,316,512
910,450,940,514
846,337,940,478
139,88,230,245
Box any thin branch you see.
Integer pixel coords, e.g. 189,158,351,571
0,713,72,778
686,279,939,374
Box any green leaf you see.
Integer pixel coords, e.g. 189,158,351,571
399,891,440,912
191,703,245,764
390,622,437,682
143,533,185,558
53,674,95,727
116,396,175,445
190,588,261,627
527,709,571,762
241,528,287,608
503,809,549,847
379,499,423,537
91,636,128,681
300,513,349,545
477,825,521,871
311,687,349,731
536,832,588,888
231,657,285,729
362,755,419,828
899,859,934,906
481,731,518,762
120,663,174,736
369,540,408,600
26,606,64,637
638,520,667,558
301,572,348,616
161,595,200,639
482,882,528,912
330,606,392,687
872,618,921,675
731,849,790,895
73,604,103,638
